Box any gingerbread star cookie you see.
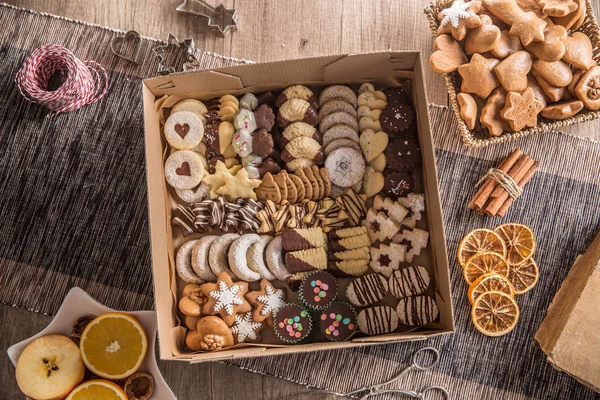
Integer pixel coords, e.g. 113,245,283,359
216,166,262,201
457,53,500,99
201,272,252,326
437,0,483,41
500,87,545,131
246,279,286,326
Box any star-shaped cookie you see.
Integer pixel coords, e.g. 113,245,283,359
201,272,251,326
437,0,483,41
457,53,500,99
215,167,262,201
246,279,286,326
500,87,544,131
202,160,243,199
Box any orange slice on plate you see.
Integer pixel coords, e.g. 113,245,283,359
467,273,515,304
471,291,520,337
79,312,148,380
507,258,539,294
66,379,127,400
463,252,509,285
494,223,536,266
457,228,507,267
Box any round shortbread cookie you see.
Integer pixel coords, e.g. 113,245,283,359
164,110,204,150
176,240,203,284
265,236,290,280
208,233,239,278
228,234,262,282
164,150,206,190
396,295,439,326
324,138,361,155
248,235,276,280
319,111,359,134
389,266,430,299
322,124,360,147
319,85,358,108
191,235,218,281
171,99,208,121
325,147,365,188
319,99,358,121
357,306,398,335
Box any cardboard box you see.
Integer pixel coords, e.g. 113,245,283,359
142,51,454,362
535,229,600,393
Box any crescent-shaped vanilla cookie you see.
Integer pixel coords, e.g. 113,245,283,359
265,236,290,280
228,234,262,282
248,235,276,280
208,233,239,278
176,240,203,284
191,235,218,281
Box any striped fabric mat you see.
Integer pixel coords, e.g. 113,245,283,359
1,3,599,398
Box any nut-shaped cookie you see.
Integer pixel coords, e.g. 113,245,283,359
179,284,206,316
575,66,600,110
185,316,234,351
494,51,532,92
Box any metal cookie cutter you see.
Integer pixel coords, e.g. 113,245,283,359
152,33,198,75
176,0,238,36
111,30,142,64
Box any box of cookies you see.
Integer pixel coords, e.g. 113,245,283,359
425,0,600,147
141,51,454,362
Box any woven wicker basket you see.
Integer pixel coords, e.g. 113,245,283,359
424,0,600,148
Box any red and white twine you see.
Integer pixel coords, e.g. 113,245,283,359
15,44,109,117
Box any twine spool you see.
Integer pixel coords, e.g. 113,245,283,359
15,44,109,117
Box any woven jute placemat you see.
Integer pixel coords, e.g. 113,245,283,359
1,4,599,399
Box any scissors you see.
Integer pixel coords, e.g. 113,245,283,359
290,347,449,400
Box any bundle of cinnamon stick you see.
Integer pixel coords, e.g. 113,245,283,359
468,149,539,217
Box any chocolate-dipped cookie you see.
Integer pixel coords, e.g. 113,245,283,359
299,271,338,310
319,302,357,341
385,139,421,172
273,304,312,343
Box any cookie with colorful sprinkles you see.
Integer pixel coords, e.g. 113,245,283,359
319,302,357,341
273,304,313,344
299,271,338,310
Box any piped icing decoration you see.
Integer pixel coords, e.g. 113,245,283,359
232,129,253,157
299,271,338,310
319,302,357,341
230,311,263,343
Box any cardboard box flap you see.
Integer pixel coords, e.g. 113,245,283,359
145,71,244,97
323,52,418,82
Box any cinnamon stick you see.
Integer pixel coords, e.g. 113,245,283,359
485,158,537,216
469,149,523,209
490,154,533,198
496,162,540,217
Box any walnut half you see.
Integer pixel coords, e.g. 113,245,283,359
200,334,226,351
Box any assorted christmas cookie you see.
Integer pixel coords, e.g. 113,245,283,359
357,306,399,335
299,271,338,310
346,273,388,307
274,304,313,344
230,312,265,343
389,266,431,299
319,302,357,341
246,279,286,325
186,316,235,351
396,295,439,327
200,272,252,326
164,111,205,150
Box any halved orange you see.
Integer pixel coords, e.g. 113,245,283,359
66,379,127,400
467,273,515,305
457,229,507,267
495,223,536,266
79,313,148,380
471,291,520,337
507,258,539,294
463,252,509,285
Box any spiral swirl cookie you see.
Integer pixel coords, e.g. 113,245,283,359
164,111,205,149
164,150,207,190
325,147,365,188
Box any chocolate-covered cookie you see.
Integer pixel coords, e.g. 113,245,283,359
273,304,312,343
254,104,276,131
379,102,415,135
385,139,421,172
256,90,277,106
252,129,274,158
299,271,338,310
319,302,357,341
257,158,281,177
383,86,411,105
383,171,414,199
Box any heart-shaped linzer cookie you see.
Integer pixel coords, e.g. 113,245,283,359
429,35,468,74
175,123,190,138
176,161,191,176
359,130,388,163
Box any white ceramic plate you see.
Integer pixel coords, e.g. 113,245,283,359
7,286,175,399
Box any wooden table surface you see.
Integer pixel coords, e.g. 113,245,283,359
3,1,600,399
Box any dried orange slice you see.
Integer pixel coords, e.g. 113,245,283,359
79,313,148,380
471,291,520,337
494,223,536,266
457,229,507,267
507,258,539,294
468,273,515,304
463,252,509,285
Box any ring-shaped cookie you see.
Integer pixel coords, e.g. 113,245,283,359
228,234,262,282
191,235,219,281
208,233,239,278
176,240,203,284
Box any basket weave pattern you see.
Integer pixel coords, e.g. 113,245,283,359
424,0,600,148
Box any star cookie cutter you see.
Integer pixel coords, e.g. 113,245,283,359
176,0,238,36
111,30,142,64
152,33,198,75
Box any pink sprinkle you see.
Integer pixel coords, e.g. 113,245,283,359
330,313,336,319
333,330,339,337
278,322,284,328
329,325,335,331
295,332,301,338
321,314,327,320
286,325,292,332
322,284,329,290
